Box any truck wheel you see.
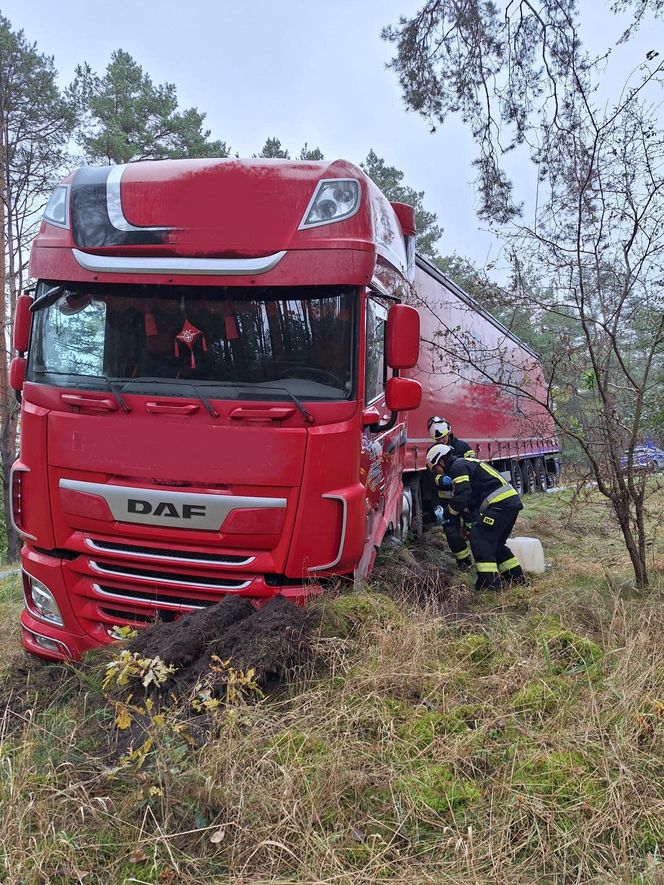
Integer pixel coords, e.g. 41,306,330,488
399,485,414,542
406,476,424,541
510,460,525,495
523,460,537,494
534,458,548,491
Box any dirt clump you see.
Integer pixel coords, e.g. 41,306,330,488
126,594,317,700
127,595,254,668
194,595,315,682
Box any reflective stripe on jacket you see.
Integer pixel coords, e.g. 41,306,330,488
447,457,520,516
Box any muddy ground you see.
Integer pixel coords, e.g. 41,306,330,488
0,528,470,744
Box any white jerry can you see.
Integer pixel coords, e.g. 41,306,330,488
508,537,545,574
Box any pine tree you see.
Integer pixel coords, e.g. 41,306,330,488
73,50,228,164
299,143,324,160
361,150,442,259
0,15,76,560
256,137,290,159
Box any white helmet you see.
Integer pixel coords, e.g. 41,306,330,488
426,443,453,470
427,416,451,441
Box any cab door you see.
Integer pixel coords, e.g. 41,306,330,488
359,294,405,574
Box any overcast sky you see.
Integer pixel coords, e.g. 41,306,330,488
2,0,662,274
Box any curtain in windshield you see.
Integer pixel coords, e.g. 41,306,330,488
28,284,356,400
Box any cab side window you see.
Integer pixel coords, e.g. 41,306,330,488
365,297,387,404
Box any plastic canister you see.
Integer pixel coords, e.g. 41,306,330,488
508,537,545,574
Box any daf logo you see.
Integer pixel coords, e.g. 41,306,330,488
127,498,207,520
59,479,287,532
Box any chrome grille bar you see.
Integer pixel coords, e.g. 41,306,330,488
92,583,213,610
88,560,252,591
85,538,255,567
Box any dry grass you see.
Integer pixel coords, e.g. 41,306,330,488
0,489,662,883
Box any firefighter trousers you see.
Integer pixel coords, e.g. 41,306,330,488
468,498,525,591
442,510,472,569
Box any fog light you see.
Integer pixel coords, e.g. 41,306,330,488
33,633,64,654
24,573,64,626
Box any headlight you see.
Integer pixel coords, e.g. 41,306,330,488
299,179,360,229
24,573,64,626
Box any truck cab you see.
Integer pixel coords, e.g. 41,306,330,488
10,158,421,659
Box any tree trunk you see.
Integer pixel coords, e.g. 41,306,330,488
0,117,20,562
612,501,649,589
1,419,19,562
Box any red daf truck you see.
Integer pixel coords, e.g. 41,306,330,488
9,158,557,660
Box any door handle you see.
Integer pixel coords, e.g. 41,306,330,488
61,393,118,411
229,406,296,421
146,401,200,416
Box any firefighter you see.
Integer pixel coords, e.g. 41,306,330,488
426,417,476,569
427,416,476,458
426,443,525,591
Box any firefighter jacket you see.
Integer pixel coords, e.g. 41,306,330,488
449,434,475,459
433,436,476,500
446,456,520,517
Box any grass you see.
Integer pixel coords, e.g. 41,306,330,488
0,488,662,882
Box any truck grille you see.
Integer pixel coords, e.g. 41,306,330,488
88,560,251,590
85,538,254,567
77,535,258,635
99,606,162,624
93,582,217,610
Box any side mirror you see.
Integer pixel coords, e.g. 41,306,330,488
362,406,382,427
14,293,32,353
385,376,421,413
386,304,420,369
9,356,26,392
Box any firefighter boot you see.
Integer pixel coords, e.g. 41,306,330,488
456,553,473,571
475,566,501,592
498,555,527,586
500,565,527,586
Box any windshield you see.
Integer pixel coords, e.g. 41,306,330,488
28,282,357,401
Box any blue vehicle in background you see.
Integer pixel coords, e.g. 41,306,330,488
620,441,664,472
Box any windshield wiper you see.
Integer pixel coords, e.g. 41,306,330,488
32,371,131,412
184,381,219,418
114,377,220,418
101,378,131,412
237,383,315,425
115,377,314,424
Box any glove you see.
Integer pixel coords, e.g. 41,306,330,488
433,505,446,525
441,475,453,489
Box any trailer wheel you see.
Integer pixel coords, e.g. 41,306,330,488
510,460,525,495
534,458,548,492
523,460,537,494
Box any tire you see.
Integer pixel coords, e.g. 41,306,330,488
534,457,548,492
399,486,413,542
522,460,537,495
510,460,525,495
407,475,424,541
545,457,559,487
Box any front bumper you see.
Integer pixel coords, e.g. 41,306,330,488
19,543,322,661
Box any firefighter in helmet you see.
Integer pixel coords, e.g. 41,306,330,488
426,417,476,569
426,443,525,591
427,416,476,457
